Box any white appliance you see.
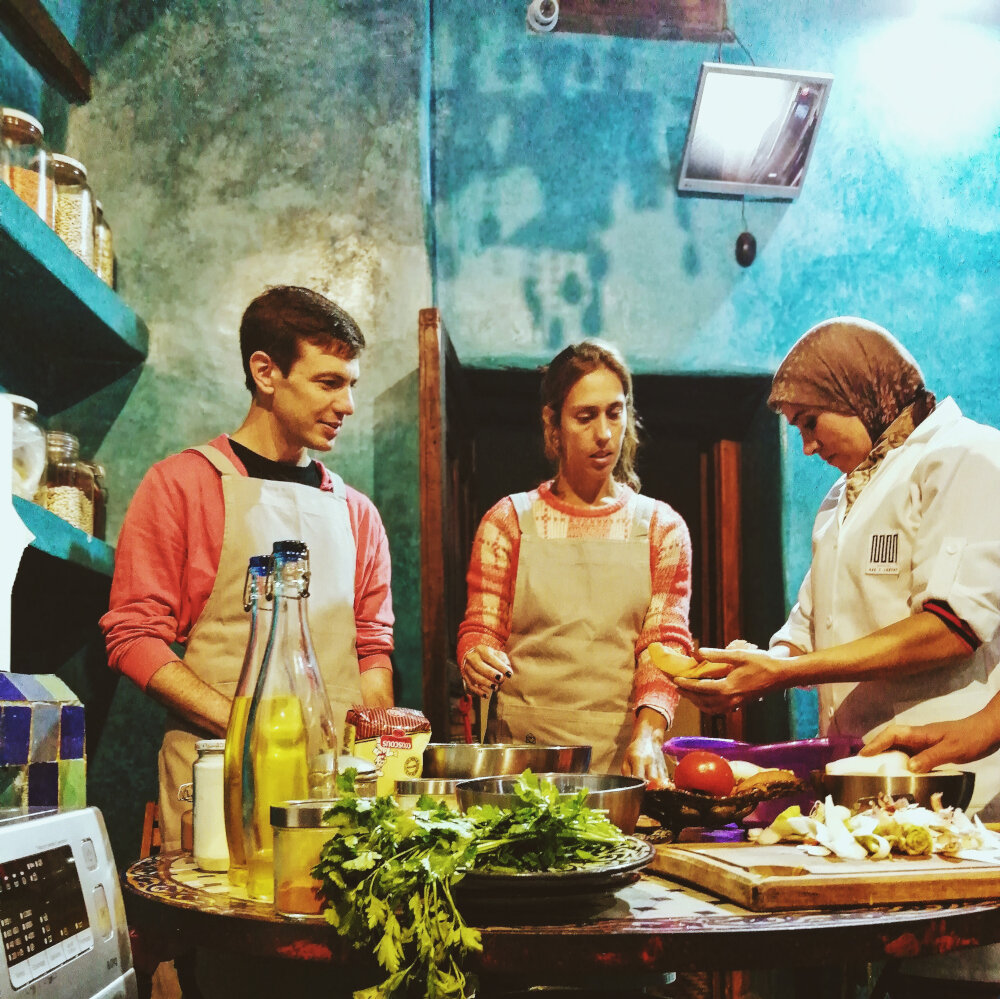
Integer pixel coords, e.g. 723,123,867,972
0,807,136,998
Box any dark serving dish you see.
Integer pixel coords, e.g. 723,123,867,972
642,777,805,839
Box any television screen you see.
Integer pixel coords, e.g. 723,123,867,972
677,62,833,199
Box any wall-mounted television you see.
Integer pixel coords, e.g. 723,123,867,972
677,62,833,199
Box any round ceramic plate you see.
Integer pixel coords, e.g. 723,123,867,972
458,836,654,894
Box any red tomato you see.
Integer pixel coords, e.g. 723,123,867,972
672,751,734,796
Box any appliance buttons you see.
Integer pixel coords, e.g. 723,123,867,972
81,837,98,870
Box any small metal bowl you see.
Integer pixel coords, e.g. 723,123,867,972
812,770,975,811
455,772,645,833
394,778,463,810
422,743,592,779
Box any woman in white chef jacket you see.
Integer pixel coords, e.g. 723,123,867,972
457,340,695,782
676,317,1000,822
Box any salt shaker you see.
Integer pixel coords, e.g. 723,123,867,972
193,739,228,872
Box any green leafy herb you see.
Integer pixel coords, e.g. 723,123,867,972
313,769,630,999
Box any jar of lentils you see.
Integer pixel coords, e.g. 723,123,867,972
52,154,94,267
93,200,115,287
41,431,94,534
1,108,55,226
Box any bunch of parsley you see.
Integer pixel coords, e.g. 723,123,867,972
313,769,629,999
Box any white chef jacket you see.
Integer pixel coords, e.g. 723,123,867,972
771,398,1000,817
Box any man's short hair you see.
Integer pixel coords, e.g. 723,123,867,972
239,286,366,393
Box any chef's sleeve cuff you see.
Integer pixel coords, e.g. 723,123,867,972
923,599,979,652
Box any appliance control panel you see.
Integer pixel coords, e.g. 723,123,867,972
0,808,135,998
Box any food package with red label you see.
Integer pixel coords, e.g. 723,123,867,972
343,706,433,795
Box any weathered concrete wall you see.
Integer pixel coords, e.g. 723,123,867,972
66,0,430,707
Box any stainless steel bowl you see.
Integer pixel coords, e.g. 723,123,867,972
394,778,463,810
455,772,645,833
813,771,975,811
422,743,591,779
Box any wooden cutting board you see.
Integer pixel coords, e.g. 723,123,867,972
651,842,1000,911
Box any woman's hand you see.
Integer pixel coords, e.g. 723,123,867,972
862,719,1000,772
623,708,669,783
672,646,785,715
460,645,512,698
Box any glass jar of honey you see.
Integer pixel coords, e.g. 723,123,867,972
270,800,338,918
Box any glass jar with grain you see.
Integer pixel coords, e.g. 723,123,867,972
1,108,55,226
41,431,95,534
93,199,115,287
52,154,94,267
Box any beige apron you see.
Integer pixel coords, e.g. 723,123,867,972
489,491,654,774
158,444,362,849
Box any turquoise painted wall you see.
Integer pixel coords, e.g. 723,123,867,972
431,2,1000,732
65,0,430,709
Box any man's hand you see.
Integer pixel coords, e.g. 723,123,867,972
622,708,668,783
862,719,1000,773
460,645,512,698
146,661,232,736
360,667,394,707
672,646,784,715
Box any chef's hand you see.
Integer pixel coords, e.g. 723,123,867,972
862,719,1000,772
622,708,669,783
672,646,784,715
461,645,512,698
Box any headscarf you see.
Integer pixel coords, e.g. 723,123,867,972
768,317,936,510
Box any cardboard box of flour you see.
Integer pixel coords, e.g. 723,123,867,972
342,706,432,795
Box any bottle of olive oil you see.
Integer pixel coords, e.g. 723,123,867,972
223,555,271,888
241,540,339,902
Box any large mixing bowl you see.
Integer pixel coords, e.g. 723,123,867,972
813,771,975,811
422,743,591,779
455,772,644,833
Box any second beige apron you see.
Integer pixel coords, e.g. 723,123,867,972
490,491,654,774
158,444,362,849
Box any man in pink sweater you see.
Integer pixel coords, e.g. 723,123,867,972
101,286,394,850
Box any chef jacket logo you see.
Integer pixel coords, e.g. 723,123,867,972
866,532,900,575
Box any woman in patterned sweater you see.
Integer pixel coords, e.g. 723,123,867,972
457,340,694,781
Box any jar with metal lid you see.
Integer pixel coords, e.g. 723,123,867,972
41,431,94,533
88,461,108,540
271,800,339,918
51,153,94,266
1,107,54,226
4,394,46,501
193,739,228,872
93,199,114,286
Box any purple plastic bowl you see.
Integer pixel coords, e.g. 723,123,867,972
661,736,862,824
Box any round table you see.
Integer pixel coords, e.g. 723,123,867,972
123,852,1000,997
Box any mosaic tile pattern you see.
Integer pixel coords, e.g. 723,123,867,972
0,673,86,810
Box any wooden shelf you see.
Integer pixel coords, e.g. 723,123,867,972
0,0,92,102
13,495,114,577
0,182,147,414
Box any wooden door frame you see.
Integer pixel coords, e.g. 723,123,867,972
699,438,744,741
418,307,475,738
